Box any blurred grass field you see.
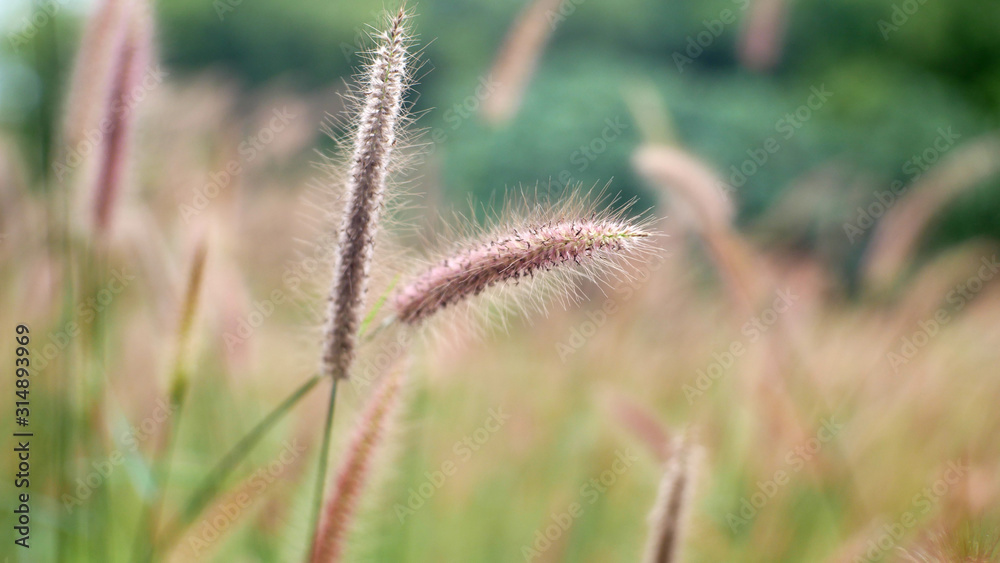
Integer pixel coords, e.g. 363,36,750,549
3,0,1000,561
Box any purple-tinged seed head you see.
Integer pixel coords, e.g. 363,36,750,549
322,7,411,380
392,217,651,324
642,435,700,563
92,0,153,235
309,368,406,563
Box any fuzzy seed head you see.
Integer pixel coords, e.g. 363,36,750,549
392,216,651,324
64,0,153,236
309,369,405,563
63,0,129,153
322,8,410,380
642,436,700,563
93,12,150,234
632,144,734,234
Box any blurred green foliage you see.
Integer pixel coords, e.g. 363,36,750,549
3,0,1000,248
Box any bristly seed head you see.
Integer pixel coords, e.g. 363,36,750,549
391,216,651,324
642,435,700,563
64,0,153,237
308,367,406,563
322,7,411,380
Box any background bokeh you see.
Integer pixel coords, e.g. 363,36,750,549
2,0,1000,562
4,0,1000,256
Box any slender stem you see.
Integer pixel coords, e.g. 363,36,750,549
55,241,81,562
140,236,207,561
83,245,112,562
35,6,68,555
152,374,322,556
131,379,187,563
305,377,339,561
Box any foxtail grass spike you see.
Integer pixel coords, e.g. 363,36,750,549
322,6,411,380
632,144,734,234
862,133,1000,292
737,0,788,72
642,435,700,563
309,369,406,563
602,391,672,462
391,216,651,324
633,144,765,311
92,0,153,236
132,231,208,562
61,0,129,156
481,0,563,124
170,230,208,400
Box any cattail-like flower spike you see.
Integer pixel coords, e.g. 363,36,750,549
642,435,701,563
602,391,672,462
391,213,652,324
862,133,1000,293
737,0,788,72
481,0,563,124
632,144,734,235
130,229,208,562
322,7,411,380
61,0,129,156
169,229,208,401
632,144,766,312
91,0,153,236
309,368,407,563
